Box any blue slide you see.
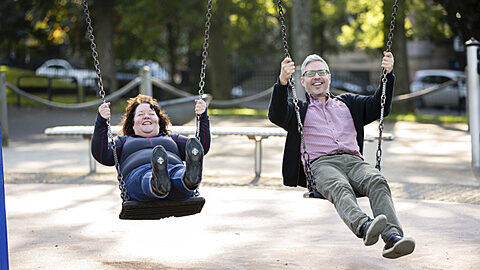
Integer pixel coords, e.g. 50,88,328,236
0,127,9,269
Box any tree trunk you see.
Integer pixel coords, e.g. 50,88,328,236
94,0,117,93
291,0,312,63
384,0,415,113
291,0,312,98
208,0,232,100
187,30,202,94
166,22,178,87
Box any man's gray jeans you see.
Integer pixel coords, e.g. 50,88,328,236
310,154,403,241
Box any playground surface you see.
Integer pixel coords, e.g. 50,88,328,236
2,106,480,269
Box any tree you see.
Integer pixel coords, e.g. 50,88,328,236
384,0,415,113
311,0,349,55
92,0,118,92
291,0,312,62
290,0,312,98
433,0,480,42
115,0,206,92
0,0,35,64
336,0,385,50
334,0,415,113
0,0,82,67
208,0,232,100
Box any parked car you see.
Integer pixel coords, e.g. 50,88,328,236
35,59,97,87
410,69,466,109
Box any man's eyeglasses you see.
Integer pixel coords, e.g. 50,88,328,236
303,69,330,77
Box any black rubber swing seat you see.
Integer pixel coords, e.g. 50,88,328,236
119,196,206,220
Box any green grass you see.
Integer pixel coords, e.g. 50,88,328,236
6,92,100,106
0,65,34,84
1,65,76,88
209,108,268,117
210,108,467,124
386,113,467,124
1,65,96,107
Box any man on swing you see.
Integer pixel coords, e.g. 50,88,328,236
268,51,415,259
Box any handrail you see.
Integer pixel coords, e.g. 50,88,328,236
5,77,141,110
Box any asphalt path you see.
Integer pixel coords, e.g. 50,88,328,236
2,105,480,269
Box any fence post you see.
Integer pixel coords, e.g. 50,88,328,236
0,72,8,146
465,38,480,172
0,126,10,270
139,66,152,96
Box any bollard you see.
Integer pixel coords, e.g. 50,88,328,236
0,127,10,269
0,72,8,146
465,38,480,171
139,66,152,96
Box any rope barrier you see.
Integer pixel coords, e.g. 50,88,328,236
3,72,460,110
151,77,192,97
392,80,457,102
153,76,274,107
5,77,140,110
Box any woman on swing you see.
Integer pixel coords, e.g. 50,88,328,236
92,94,210,202
268,52,415,259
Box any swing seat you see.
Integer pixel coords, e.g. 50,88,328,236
119,196,206,220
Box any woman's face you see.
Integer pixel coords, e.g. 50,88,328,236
132,103,160,138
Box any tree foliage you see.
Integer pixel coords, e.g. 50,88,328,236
432,0,480,41
115,0,283,97
334,0,462,50
310,0,349,55
0,0,85,66
337,0,385,50
3,0,475,101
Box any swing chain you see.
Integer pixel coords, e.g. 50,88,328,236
196,0,213,139
198,0,213,98
82,0,105,101
277,1,290,59
277,0,316,193
376,0,398,171
82,0,129,202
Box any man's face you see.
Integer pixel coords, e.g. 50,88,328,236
300,60,331,99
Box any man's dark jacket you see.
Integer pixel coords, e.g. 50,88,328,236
268,72,395,188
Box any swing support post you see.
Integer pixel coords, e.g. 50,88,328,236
466,38,480,171
0,121,10,269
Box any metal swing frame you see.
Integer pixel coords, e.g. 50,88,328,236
276,0,399,199
81,0,213,219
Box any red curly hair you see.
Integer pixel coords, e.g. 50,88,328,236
120,94,171,136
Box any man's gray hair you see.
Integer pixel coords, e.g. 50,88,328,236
301,54,330,76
